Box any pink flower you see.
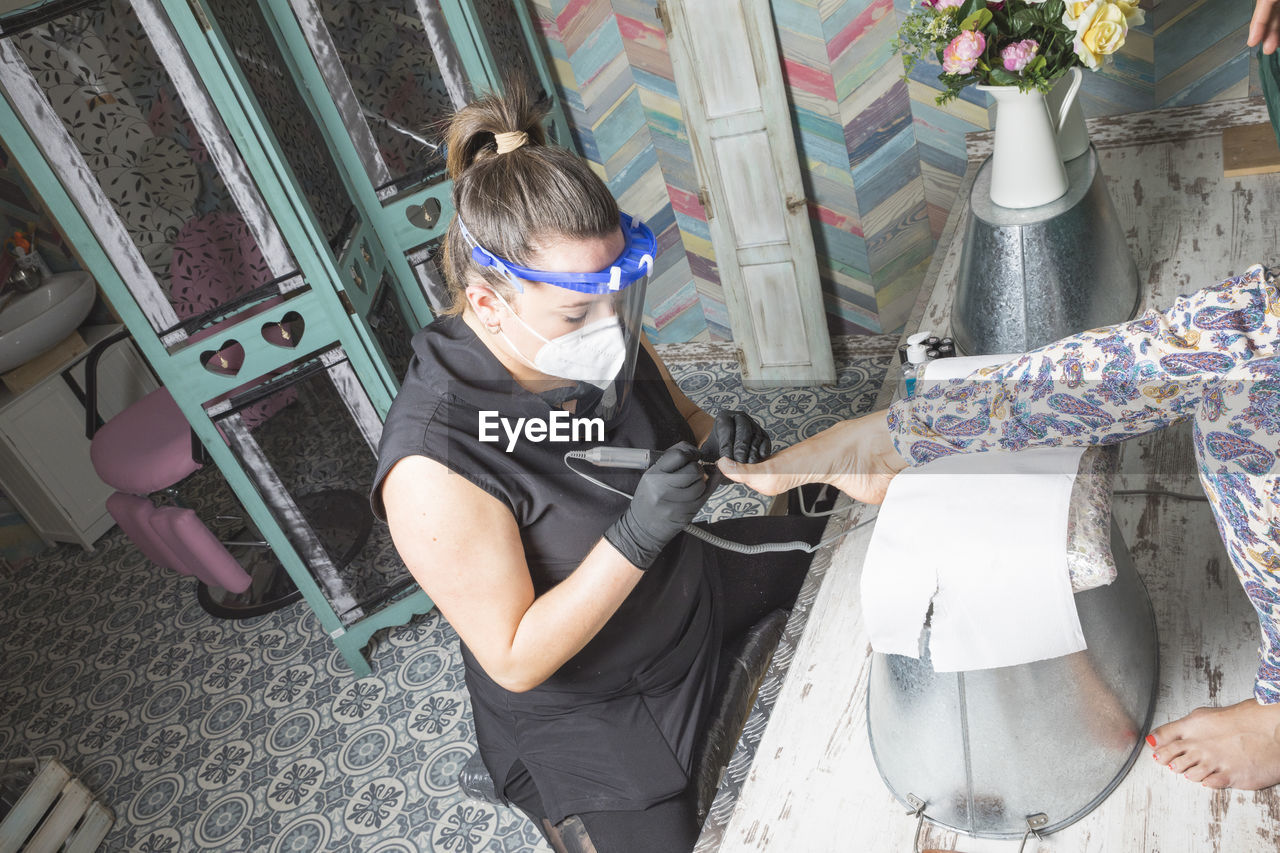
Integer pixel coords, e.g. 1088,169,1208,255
942,30,985,75
1001,38,1039,72
935,0,966,8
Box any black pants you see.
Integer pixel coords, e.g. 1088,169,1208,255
505,513,827,853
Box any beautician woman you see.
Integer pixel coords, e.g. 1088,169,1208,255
372,86,823,853
720,265,1280,792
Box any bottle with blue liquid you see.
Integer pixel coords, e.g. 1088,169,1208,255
902,344,927,398
897,331,956,400
897,332,931,400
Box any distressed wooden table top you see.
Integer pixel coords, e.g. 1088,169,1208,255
698,97,1280,853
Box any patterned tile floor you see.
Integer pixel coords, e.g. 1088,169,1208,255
0,337,893,852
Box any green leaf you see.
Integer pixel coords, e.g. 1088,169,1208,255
988,67,1020,86
1010,9,1036,34
956,0,983,22
960,8,992,31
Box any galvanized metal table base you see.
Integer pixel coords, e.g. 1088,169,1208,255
867,520,1159,839
952,147,1142,355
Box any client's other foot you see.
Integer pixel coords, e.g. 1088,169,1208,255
718,411,907,506
1149,698,1280,789
1065,652,1137,750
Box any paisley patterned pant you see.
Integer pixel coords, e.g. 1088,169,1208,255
888,265,1280,703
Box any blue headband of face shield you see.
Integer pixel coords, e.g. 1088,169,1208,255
457,213,655,294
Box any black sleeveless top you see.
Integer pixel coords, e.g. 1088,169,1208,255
372,315,719,821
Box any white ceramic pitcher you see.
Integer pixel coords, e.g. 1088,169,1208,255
976,67,1083,209
1047,67,1089,160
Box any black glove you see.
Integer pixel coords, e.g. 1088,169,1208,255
700,409,771,464
604,441,707,569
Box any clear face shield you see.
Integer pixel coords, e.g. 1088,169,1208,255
459,212,654,422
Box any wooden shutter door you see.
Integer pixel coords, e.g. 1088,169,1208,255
662,0,835,385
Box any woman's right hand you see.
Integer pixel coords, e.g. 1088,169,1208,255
717,411,908,506
604,441,707,569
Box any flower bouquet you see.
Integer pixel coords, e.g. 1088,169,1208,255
898,0,1145,105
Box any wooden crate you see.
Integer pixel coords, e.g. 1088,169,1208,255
1222,121,1280,177
0,331,86,397
0,759,113,853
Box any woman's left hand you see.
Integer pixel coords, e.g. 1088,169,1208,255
700,409,771,464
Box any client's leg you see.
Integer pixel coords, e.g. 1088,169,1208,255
1150,570,1280,790
1065,650,1139,749
1148,374,1280,790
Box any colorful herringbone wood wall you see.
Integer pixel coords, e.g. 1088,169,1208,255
524,0,1256,344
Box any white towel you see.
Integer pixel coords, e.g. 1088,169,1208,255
861,356,1087,672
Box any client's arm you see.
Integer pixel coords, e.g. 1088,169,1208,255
892,265,1279,465
721,266,1279,499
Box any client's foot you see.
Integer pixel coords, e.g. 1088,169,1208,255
718,411,907,506
1066,652,1137,750
1149,698,1280,789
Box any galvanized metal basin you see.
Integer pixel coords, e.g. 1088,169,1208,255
867,521,1158,838
952,147,1141,355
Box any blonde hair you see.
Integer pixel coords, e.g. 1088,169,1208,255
440,82,619,315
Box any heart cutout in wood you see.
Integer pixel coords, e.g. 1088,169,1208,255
405,197,441,230
199,340,244,376
261,311,305,348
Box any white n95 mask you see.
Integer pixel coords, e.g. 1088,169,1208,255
460,212,652,420
497,295,627,390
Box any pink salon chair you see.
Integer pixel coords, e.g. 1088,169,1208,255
89,379,250,593
84,211,298,615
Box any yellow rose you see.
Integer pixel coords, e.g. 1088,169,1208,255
1064,0,1142,31
1112,0,1145,26
1072,0,1128,69
1062,0,1092,29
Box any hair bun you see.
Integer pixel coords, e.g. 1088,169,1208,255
444,82,548,179
494,130,529,154
437,80,620,319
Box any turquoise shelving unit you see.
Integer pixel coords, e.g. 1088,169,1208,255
0,0,572,675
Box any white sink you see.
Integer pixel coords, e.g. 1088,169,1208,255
0,271,98,373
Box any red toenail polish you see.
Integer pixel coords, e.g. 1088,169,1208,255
1146,734,1157,748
